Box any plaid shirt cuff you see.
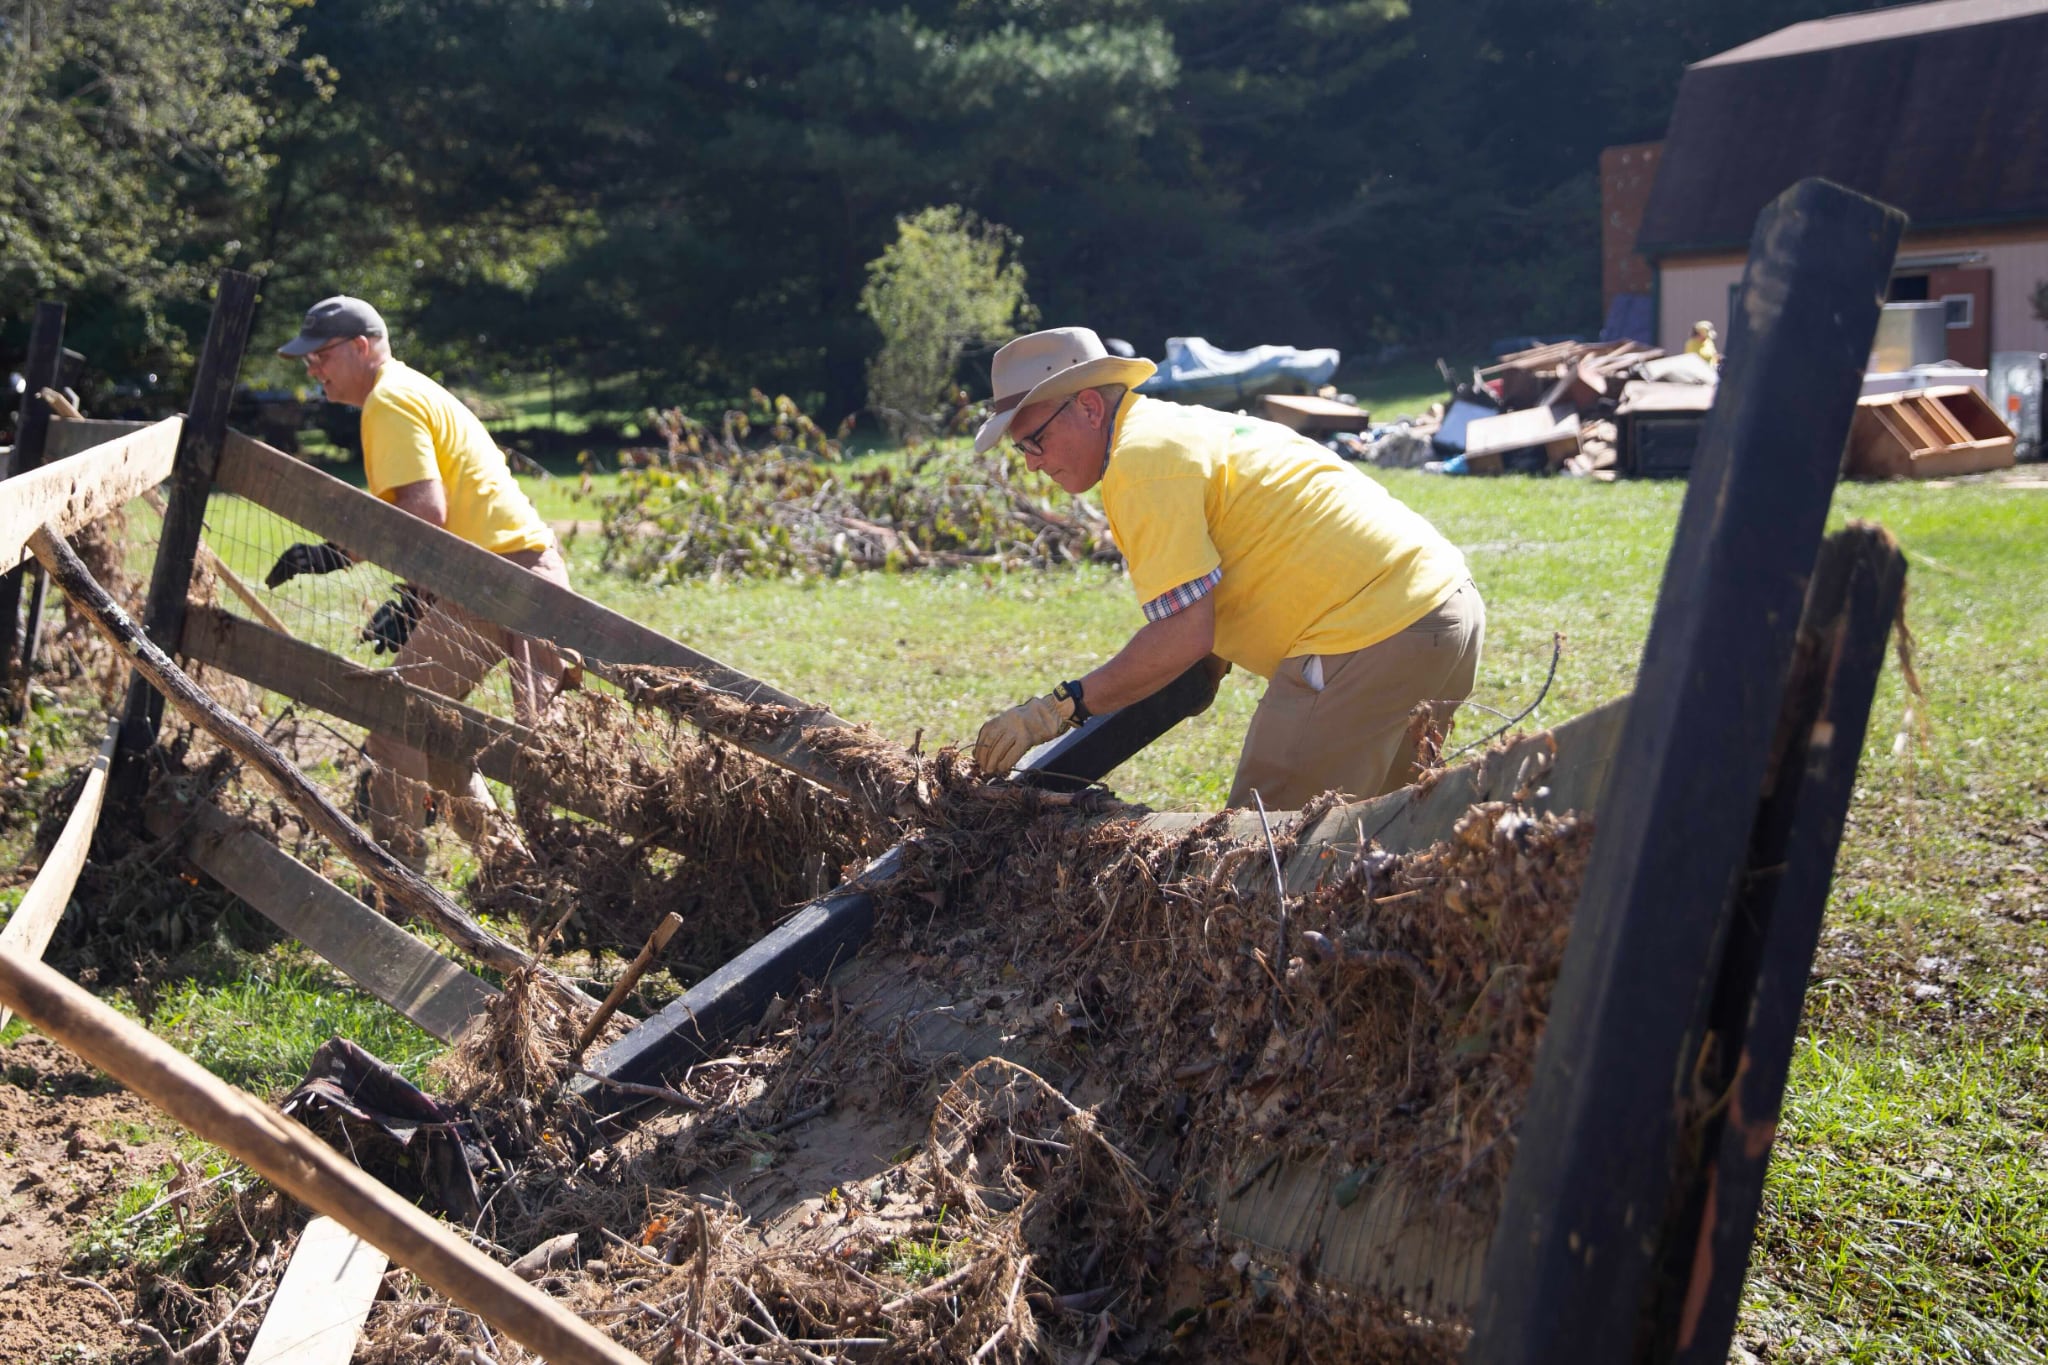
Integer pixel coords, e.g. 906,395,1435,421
1142,566,1223,623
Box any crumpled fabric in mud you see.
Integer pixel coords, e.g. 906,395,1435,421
282,1036,487,1221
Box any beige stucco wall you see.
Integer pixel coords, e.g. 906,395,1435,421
1657,228,2048,359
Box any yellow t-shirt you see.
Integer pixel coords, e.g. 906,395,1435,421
1099,395,1467,679
359,361,553,555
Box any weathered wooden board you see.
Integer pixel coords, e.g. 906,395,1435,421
1139,695,1626,883
43,418,157,461
120,271,259,771
0,417,182,574
242,1215,390,1365
1221,1156,1493,1319
0,718,120,1032
214,430,857,796
1470,178,1905,1364
146,798,498,1043
181,605,673,840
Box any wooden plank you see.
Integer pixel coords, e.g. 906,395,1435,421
1671,527,1907,1361
242,1216,389,1365
1138,697,1627,890
1255,392,1372,433
0,417,183,575
118,269,260,781
37,526,583,1007
0,718,120,1032
146,797,498,1044
44,418,157,461
0,948,646,1365
180,605,663,840
1468,178,1904,1364
1221,1157,1491,1319
215,429,860,797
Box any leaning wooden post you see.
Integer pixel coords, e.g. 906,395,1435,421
1667,526,1907,1362
0,949,645,1365
0,301,66,703
1467,179,1905,1363
114,269,259,796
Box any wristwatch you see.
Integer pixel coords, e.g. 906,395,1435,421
1053,679,1091,725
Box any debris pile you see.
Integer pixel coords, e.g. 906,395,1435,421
600,402,1116,582
1338,340,1719,479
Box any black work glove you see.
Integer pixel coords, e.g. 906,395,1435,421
362,583,431,655
265,541,353,588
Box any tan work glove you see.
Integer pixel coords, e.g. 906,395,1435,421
974,691,1079,776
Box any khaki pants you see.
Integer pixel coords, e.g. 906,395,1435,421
1227,580,1485,810
362,543,571,861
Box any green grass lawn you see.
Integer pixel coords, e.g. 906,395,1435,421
6,457,2043,1359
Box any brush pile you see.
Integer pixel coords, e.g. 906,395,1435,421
335,668,1596,1361
599,398,1116,582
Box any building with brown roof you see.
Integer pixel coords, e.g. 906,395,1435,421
1608,0,2048,364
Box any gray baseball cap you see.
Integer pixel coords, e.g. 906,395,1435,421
277,295,387,357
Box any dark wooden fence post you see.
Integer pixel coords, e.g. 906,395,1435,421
0,301,67,705
1666,525,1908,1361
113,270,260,795
1466,179,1904,1365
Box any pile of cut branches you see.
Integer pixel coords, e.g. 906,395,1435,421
599,395,1117,582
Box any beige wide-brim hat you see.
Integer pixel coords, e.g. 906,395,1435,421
973,327,1157,454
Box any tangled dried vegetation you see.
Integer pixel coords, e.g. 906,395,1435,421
82,653,1592,1363
598,397,1117,582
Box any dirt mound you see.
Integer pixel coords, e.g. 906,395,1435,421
0,1035,179,1364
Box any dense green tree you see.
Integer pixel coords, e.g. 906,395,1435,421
3,0,1914,412
0,0,299,380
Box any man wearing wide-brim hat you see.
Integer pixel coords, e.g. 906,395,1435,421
972,327,1484,809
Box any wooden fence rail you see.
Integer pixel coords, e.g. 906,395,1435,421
145,797,499,1044
0,717,119,1032
0,417,182,574
215,429,863,797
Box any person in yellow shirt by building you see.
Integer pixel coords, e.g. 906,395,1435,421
269,296,568,863
972,327,1483,810
1685,319,1721,367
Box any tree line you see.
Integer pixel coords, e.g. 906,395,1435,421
2,0,1889,421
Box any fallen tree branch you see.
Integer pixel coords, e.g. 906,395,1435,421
29,526,595,1014
3,951,644,1365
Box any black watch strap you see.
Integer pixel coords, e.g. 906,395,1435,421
1053,679,1090,725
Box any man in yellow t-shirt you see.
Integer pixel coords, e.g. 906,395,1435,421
271,295,568,862
971,327,1483,809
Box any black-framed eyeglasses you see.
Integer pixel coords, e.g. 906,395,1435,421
301,336,353,366
1012,395,1074,459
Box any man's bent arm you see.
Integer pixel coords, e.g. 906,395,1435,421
386,477,449,529
1078,593,1215,713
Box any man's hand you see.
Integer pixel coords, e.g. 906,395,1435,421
974,690,1079,776
362,584,431,655
265,541,353,588
1191,654,1233,714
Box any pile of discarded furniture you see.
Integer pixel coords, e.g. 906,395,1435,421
1340,339,1719,480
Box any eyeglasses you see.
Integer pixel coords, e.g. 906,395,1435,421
1012,395,1074,459
301,336,353,367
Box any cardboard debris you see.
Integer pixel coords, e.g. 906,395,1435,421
1461,403,1581,474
